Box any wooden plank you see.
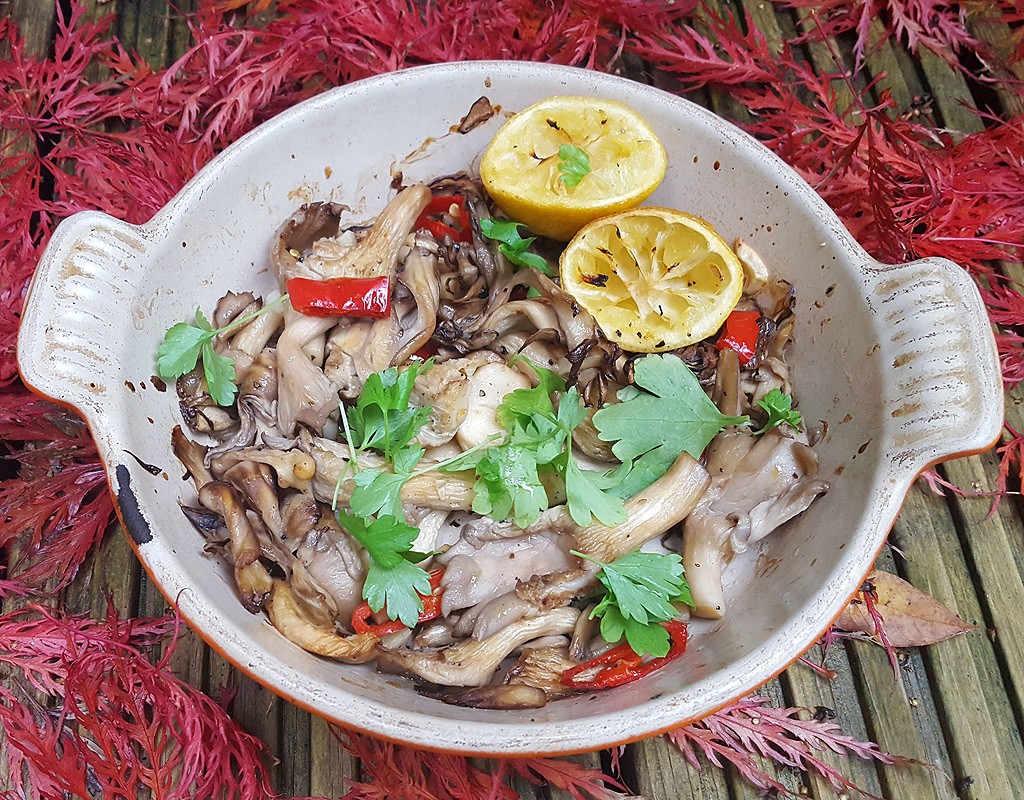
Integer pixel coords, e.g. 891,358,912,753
279,700,312,796
863,18,924,112
698,0,753,125
624,733,733,800
168,0,198,64
938,450,1024,729
968,10,1024,117
792,7,863,126
0,0,56,59
225,666,284,787
915,49,985,135
843,549,957,800
60,524,141,618
780,645,884,799
118,0,173,69
846,637,958,800
309,716,360,797
891,483,1024,798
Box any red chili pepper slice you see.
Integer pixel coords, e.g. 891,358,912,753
413,340,439,361
561,620,688,690
286,276,391,319
714,309,761,365
351,569,444,636
415,194,473,244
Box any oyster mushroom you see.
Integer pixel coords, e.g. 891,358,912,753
376,607,579,687
572,451,711,563
266,580,378,663
197,481,273,612
683,348,829,619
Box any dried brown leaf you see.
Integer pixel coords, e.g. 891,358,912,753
835,569,972,647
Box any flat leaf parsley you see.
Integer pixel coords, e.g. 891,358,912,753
593,355,748,498
756,387,802,433
480,219,553,276
443,357,627,528
558,143,591,187
575,549,694,657
156,295,289,406
336,511,432,628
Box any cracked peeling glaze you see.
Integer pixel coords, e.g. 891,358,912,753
16,61,1003,755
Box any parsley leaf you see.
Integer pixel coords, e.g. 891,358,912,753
755,388,802,433
561,453,627,527
349,470,409,519
467,444,549,527
558,144,591,187
363,558,432,628
337,511,431,627
578,550,693,657
155,296,289,407
348,438,489,526
338,511,417,568
156,321,209,377
593,355,748,497
344,361,433,461
443,361,625,528
480,219,554,276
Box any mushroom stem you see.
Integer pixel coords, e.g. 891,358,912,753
376,608,579,687
267,581,379,663
573,452,710,563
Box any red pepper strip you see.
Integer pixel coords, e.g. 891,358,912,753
286,276,391,319
714,309,761,365
413,340,439,361
415,194,472,244
561,620,688,690
351,569,445,636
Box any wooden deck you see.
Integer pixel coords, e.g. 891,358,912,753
3,2,1023,799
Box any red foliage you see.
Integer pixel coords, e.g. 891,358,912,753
778,0,988,72
0,605,276,800
0,391,114,594
2,0,1024,797
667,695,909,798
337,728,627,800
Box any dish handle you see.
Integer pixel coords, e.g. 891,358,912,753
16,211,150,429
864,256,1004,470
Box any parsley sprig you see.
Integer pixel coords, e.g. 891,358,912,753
336,511,432,627
342,360,434,463
155,295,289,406
442,357,627,528
558,144,591,187
334,361,495,625
332,361,437,625
755,388,802,433
575,549,694,658
593,355,748,499
479,219,553,276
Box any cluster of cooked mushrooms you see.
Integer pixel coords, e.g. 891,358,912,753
171,177,827,709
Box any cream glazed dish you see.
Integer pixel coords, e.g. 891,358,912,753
17,61,1002,755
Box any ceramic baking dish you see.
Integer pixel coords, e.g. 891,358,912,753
17,61,1003,755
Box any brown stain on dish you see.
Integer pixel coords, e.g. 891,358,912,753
125,450,162,475
892,402,922,418
60,257,87,281
111,228,145,252
151,376,167,392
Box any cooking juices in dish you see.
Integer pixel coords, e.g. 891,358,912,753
157,96,828,709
